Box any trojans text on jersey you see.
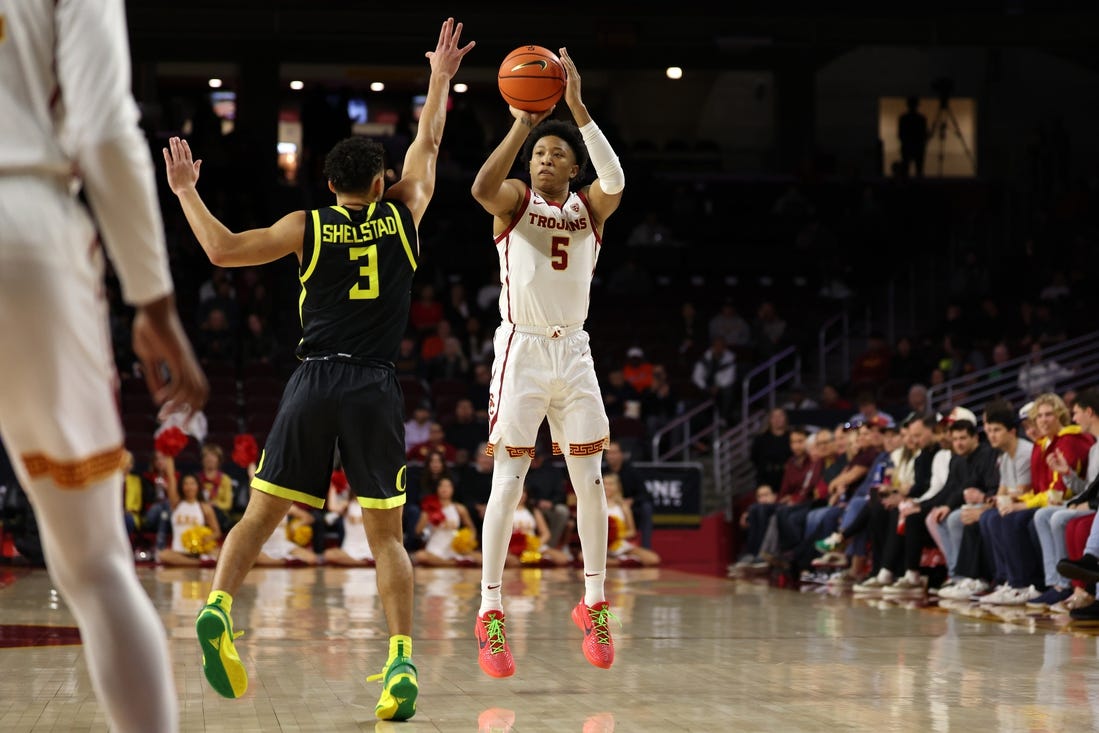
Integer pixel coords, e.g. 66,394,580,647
526,212,588,231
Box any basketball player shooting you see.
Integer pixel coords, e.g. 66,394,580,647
470,47,626,678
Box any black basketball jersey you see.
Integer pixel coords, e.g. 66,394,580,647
296,200,418,362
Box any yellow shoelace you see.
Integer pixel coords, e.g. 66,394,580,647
367,657,410,683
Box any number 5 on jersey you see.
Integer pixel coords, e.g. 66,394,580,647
551,236,569,271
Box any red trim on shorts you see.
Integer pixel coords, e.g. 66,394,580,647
569,437,608,456
487,328,517,438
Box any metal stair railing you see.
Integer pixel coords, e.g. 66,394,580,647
818,311,851,389
707,346,801,513
712,410,767,519
739,346,801,427
927,330,1099,412
650,399,720,464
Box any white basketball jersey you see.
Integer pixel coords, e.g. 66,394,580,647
495,187,601,327
170,500,207,553
0,0,140,173
260,514,298,560
512,506,537,537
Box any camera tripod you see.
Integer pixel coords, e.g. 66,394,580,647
930,101,976,176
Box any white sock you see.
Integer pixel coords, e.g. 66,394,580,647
480,581,503,615
565,453,608,605
30,472,178,733
478,452,530,616
584,569,607,606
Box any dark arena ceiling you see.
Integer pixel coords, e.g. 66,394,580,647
124,1,1099,75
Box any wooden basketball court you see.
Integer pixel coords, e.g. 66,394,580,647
1,564,1097,731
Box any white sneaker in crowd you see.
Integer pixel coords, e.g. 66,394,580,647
978,583,1020,605
937,577,990,601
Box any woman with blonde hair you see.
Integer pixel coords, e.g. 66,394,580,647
601,474,661,567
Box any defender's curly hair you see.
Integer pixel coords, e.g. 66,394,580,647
521,120,589,182
323,136,385,193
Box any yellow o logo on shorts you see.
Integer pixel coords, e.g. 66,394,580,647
396,465,407,493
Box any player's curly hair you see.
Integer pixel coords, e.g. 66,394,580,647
521,120,589,182
323,136,385,193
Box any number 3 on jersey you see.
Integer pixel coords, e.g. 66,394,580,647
348,245,379,299
551,236,569,271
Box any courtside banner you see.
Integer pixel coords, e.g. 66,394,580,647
635,463,702,528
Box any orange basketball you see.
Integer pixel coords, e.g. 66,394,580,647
497,45,566,112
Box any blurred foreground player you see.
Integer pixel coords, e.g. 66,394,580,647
0,1,209,731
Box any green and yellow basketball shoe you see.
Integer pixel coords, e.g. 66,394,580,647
195,603,247,698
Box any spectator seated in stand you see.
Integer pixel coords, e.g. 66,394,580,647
412,477,481,567
443,397,488,467
198,442,237,533
506,488,572,567
621,346,654,395
157,474,221,567
254,499,321,566
602,475,661,567
407,423,458,463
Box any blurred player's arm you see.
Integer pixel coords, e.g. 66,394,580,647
57,0,208,416
57,0,171,306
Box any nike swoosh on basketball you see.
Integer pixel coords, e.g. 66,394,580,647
511,60,548,72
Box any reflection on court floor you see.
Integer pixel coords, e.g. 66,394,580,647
2,566,1099,731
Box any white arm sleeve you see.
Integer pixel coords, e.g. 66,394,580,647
579,120,625,195
56,0,174,306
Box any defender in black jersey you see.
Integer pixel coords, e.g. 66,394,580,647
164,17,474,720
249,200,420,511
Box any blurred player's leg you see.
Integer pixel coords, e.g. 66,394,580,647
0,229,177,732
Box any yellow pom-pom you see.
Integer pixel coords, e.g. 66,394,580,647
519,549,543,565
525,533,541,552
180,526,216,555
451,527,478,555
290,523,313,548
609,515,627,552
